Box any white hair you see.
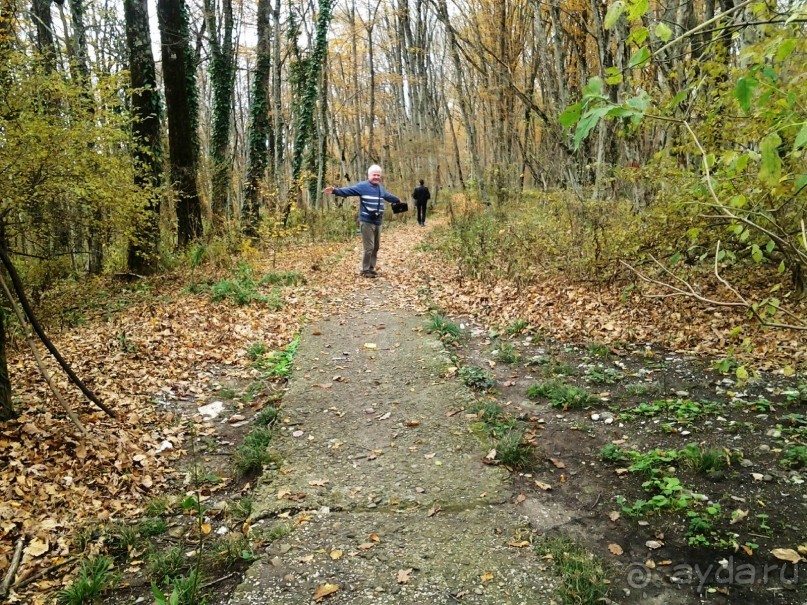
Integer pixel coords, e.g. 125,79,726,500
367,164,383,176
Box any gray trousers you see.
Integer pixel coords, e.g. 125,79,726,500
360,221,381,272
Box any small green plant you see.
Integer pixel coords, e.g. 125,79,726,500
212,534,258,568
680,445,727,474
146,546,185,582
458,365,494,391
426,313,462,343
600,444,627,463
783,384,807,404
536,536,609,605
152,569,203,605
231,497,253,522
585,367,623,385
246,342,267,361
468,401,504,424
252,336,299,379
714,354,740,374
587,342,610,358
627,448,680,477
524,355,550,366
494,342,520,364
504,319,528,337
495,430,533,468
780,445,807,469
756,514,772,535
57,556,117,605
266,287,284,311
108,522,140,554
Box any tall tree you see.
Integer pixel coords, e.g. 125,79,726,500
242,0,272,234
31,0,55,71
286,0,333,222
205,0,236,230
125,0,164,273
157,0,203,247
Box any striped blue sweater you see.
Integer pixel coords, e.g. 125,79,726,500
332,181,401,225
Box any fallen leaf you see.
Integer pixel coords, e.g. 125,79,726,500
298,554,315,563
534,480,552,491
313,583,340,601
357,542,376,550
309,479,329,487
481,572,494,583
730,509,748,525
396,568,413,584
406,420,421,427
509,540,530,548
363,343,377,350
515,493,526,504
370,533,381,542
200,523,212,536
427,504,442,517
645,540,663,550
485,449,497,460
771,548,802,564
377,412,391,421
549,457,566,469
24,537,49,558
645,559,656,569
329,549,343,560
608,511,620,522
608,543,623,556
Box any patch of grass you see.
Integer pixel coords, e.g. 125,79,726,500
108,522,140,554
587,342,611,358
234,427,275,477
549,360,576,376
627,448,680,477
620,399,724,423
210,263,268,306
138,518,168,538
254,406,279,427
426,313,462,344
495,430,533,468
524,355,550,367
527,380,592,410
217,387,237,399
494,342,520,364
211,534,258,568
536,536,609,605
783,384,807,404
246,342,267,361
680,445,727,474
57,556,117,605
468,401,504,424
259,270,306,286
780,445,807,469
599,444,627,463
266,521,293,542
145,497,172,517
458,365,494,391
504,319,528,337
146,546,185,582
231,497,253,522
266,286,284,311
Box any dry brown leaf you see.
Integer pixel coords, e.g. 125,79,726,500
405,420,421,427
608,543,623,556
396,568,413,584
329,549,343,560
427,504,442,517
509,541,530,548
534,480,552,491
549,458,566,469
608,511,620,522
480,572,494,583
369,533,381,542
24,537,49,558
515,493,526,504
313,583,340,601
200,523,212,536
357,542,376,550
771,548,802,563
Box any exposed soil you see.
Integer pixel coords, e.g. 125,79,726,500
447,314,806,604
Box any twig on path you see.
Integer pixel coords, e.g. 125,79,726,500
12,555,79,592
201,572,239,590
0,537,24,599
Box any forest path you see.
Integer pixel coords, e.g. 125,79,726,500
228,274,559,604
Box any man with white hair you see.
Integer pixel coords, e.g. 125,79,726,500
325,165,401,278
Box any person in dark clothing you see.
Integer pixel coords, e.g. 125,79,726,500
412,179,431,226
325,165,401,278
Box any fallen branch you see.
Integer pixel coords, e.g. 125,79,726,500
12,555,78,592
0,537,24,599
200,571,238,590
621,245,807,331
0,246,115,418
0,273,87,436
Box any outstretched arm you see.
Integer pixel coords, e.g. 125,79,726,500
326,185,363,197
382,190,401,203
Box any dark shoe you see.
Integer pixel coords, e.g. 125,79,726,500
369,268,378,276
361,270,377,278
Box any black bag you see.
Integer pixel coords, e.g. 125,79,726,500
391,201,408,214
